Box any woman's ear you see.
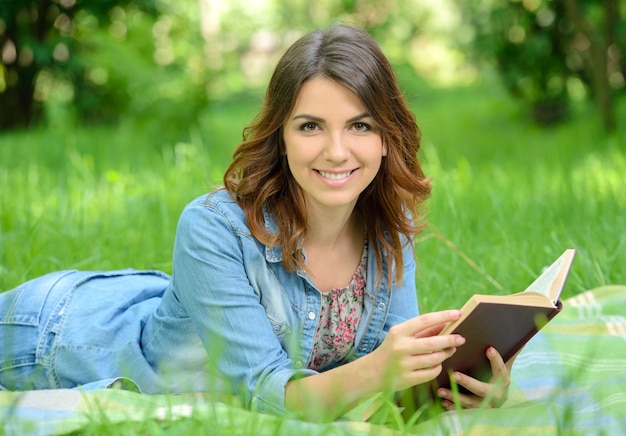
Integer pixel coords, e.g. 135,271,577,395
382,141,388,157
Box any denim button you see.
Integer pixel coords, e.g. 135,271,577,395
307,311,316,320
377,302,386,311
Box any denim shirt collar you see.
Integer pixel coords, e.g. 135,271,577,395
262,205,284,263
260,202,392,279
261,204,309,266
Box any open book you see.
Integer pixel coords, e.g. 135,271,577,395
348,249,578,422
434,248,578,390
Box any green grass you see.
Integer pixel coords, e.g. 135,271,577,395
1,82,625,304
410,83,625,312
0,80,625,433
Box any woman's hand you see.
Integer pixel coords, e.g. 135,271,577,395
367,310,467,392
436,346,514,410
285,310,467,420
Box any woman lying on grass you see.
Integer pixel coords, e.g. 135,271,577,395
0,24,511,420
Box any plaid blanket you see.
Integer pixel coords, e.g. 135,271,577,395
2,286,625,436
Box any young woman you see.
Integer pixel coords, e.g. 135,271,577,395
0,25,511,420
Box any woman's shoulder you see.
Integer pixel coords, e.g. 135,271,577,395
178,188,249,232
184,188,240,214
183,187,234,207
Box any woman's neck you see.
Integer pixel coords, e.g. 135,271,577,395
304,203,361,250
302,205,365,292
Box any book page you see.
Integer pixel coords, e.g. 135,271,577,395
523,249,577,304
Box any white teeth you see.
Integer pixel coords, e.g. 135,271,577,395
318,170,352,180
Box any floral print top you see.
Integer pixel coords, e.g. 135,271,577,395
309,240,367,371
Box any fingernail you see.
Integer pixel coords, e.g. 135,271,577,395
454,372,462,382
487,346,496,356
456,336,466,345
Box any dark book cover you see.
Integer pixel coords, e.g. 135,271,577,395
393,249,575,419
435,300,562,389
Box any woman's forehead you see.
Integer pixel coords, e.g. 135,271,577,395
288,77,369,119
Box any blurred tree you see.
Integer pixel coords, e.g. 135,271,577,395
0,0,208,134
0,0,153,129
197,0,446,99
561,0,622,131
456,0,624,130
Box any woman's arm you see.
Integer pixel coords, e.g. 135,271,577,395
171,197,317,414
285,310,466,420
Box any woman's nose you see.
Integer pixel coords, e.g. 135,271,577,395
323,132,350,161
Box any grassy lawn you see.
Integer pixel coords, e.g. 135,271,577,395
0,79,624,432
2,81,623,308
407,82,626,312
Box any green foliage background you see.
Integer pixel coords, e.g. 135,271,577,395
1,0,625,311
0,2,625,431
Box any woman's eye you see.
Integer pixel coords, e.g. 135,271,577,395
353,122,370,132
300,122,319,132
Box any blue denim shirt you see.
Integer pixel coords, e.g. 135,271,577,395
0,190,419,415
148,190,420,413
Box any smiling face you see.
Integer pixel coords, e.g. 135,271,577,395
282,77,386,215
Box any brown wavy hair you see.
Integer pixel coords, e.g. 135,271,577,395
224,24,431,285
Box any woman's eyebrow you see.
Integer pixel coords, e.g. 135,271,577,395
291,114,325,123
346,112,371,123
291,112,371,123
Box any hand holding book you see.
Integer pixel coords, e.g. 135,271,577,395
436,343,514,410
357,249,577,420
435,248,578,390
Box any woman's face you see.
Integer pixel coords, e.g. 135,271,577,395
283,77,386,214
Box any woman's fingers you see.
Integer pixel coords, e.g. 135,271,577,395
413,324,449,339
378,311,468,389
487,346,510,385
437,347,511,409
388,310,464,352
405,345,457,370
409,333,465,356
402,310,462,336
437,372,488,409
438,383,482,410
396,347,456,387
485,346,511,407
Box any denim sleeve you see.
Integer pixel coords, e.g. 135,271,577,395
384,238,420,333
170,200,315,414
